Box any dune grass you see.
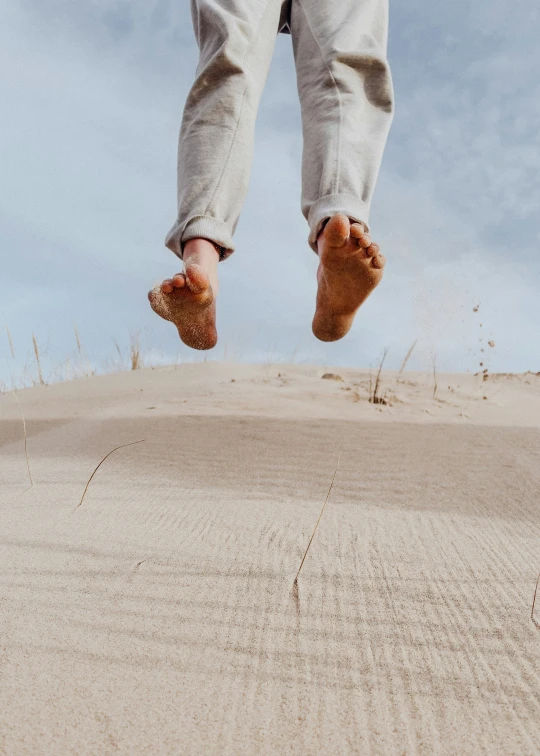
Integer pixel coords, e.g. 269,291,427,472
12,390,33,487
75,439,145,510
294,452,341,586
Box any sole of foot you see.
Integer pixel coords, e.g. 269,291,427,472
148,263,217,350
312,213,386,342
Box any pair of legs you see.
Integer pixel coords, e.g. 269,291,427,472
149,0,394,349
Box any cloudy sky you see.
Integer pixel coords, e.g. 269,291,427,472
1,0,539,386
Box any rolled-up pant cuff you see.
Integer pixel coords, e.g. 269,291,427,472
165,215,235,261
307,194,371,253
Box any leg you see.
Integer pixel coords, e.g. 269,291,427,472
290,0,394,340
150,0,284,349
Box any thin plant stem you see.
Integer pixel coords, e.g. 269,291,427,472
6,327,15,359
75,440,145,509
12,391,33,487
74,325,82,355
294,452,341,585
371,347,388,404
532,573,540,631
399,340,417,373
32,334,45,385
114,339,123,365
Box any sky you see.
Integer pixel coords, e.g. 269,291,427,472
1,0,539,386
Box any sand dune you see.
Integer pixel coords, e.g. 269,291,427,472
1,364,540,754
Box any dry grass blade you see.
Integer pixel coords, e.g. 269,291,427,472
432,353,438,399
130,332,142,370
12,391,33,487
73,325,94,378
6,327,15,359
32,334,45,385
294,452,341,585
114,339,123,362
74,325,82,356
399,339,417,373
532,573,540,630
75,439,145,509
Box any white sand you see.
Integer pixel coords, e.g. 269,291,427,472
1,364,540,754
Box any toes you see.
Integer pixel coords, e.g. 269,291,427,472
325,214,350,246
350,223,365,238
148,286,167,317
350,223,373,249
160,274,186,294
350,225,370,246
365,242,379,258
172,273,186,288
371,252,386,270
185,263,210,294
357,233,372,249
359,233,372,249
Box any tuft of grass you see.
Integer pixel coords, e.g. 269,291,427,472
130,332,142,370
369,347,389,405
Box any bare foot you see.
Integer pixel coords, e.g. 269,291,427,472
312,214,385,342
148,238,220,350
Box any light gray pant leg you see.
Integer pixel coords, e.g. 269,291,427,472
291,0,394,251
165,0,284,259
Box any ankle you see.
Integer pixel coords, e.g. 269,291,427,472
183,237,220,294
183,238,220,269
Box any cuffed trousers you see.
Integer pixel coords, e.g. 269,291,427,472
165,0,394,258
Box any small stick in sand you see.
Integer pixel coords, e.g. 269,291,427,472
12,391,33,487
294,452,341,586
75,440,145,509
532,573,540,631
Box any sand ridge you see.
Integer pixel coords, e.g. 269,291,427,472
1,364,539,754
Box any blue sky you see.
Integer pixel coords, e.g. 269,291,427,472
1,0,539,385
